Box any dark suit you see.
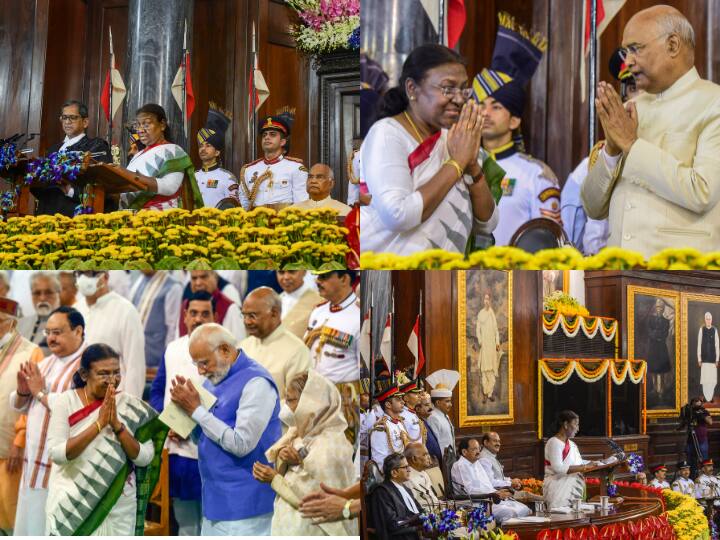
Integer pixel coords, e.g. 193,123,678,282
423,418,443,466
369,481,421,540
32,134,111,216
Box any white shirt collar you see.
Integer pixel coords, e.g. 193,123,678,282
391,480,419,513
61,133,86,148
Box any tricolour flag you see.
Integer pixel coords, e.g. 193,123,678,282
407,315,425,379
248,23,270,137
580,0,626,102
379,313,392,373
359,309,371,370
171,21,195,136
419,0,467,48
100,27,126,123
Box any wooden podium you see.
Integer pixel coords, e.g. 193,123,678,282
15,162,148,215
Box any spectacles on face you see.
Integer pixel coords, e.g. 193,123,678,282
192,348,219,369
32,289,57,298
427,83,473,101
43,326,70,338
60,115,82,123
91,368,121,381
132,121,157,132
393,464,411,472
619,33,669,61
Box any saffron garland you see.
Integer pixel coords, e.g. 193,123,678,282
542,311,618,341
540,359,647,385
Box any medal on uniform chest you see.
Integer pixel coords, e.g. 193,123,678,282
501,177,516,196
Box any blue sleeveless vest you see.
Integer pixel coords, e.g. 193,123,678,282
198,350,281,521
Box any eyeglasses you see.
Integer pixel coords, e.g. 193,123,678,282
43,327,69,338
91,370,121,381
619,33,669,61
131,121,156,131
32,289,57,298
393,465,411,472
427,83,474,101
60,115,82,122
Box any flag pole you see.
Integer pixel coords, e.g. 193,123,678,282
107,26,113,146
588,0,598,152
390,286,395,380
369,289,375,403
182,19,188,140
438,0,446,46
251,21,258,161
417,288,423,378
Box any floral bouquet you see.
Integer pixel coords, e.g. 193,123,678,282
24,151,86,186
0,143,17,171
543,290,590,318
285,0,360,55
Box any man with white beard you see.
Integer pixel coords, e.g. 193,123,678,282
17,273,61,356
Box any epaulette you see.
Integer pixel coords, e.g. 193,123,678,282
516,153,559,185
285,156,305,165
588,140,606,169
219,167,236,179
538,187,561,202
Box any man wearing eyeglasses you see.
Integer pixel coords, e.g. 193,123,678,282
473,13,562,247
32,100,112,217
367,452,421,540
10,306,85,536
582,5,720,256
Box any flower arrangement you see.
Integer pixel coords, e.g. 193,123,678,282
466,503,493,533
542,311,617,340
543,290,590,318
0,207,352,269
0,143,17,170
520,477,544,495
664,489,709,540
285,0,360,55
361,246,720,270
420,509,461,537
627,453,644,475
24,151,85,186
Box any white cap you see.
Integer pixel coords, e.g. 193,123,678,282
426,369,460,398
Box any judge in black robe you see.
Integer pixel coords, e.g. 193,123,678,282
368,453,421,540
33,100,112,216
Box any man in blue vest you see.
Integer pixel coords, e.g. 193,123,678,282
169,323,281,535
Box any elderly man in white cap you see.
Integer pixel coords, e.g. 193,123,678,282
425,369,460,458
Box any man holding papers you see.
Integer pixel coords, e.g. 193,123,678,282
150,291,216,536
169,323,281,536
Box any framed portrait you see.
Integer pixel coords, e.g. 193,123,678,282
541,270,569,298
457,270,513,427
627,286,681,417
682,293,720,411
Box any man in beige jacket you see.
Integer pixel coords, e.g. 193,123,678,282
581,5,720,256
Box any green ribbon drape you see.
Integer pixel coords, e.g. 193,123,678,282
129,153,204,211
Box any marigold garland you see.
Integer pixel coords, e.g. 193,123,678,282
361,246,720,270
540,359,646,385
542,311,618,341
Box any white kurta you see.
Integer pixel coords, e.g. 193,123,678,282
240,325,311,400
291,196,352,216
84,291,146,398
476,307,500,397
451,456,529,523
543,436,588,509
479,447,512,489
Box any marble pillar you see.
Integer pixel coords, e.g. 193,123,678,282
361,0,437,87
123,0,194,153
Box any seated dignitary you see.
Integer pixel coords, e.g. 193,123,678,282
45,344,165,536
169,323,281,535
290,163,352,216
403,442,441,511
253,370,357,535
451,438,531,523
34,100,111,217
369,452,422,540
479,431,522,491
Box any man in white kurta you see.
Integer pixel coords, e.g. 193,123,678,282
0,298,43,534
451,439,530,524
239,287,311,400
277,271,321,340
290,163,352,217
476,294,501,402
581,7,720,256
78,271,146,397
11,307,86,536
697,312,720,402
479,432,522,491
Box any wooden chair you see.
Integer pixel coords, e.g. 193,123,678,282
441,445,458,498
144,449,170,536
509,217,571,252
362,460,383,539
425,466,446,499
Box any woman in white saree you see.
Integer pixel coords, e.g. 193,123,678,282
361,44,505,255
543,410,599,509
45,344,166,536
252,370,358,536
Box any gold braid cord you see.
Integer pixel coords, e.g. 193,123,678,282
347,149,360,185
239,167,274,209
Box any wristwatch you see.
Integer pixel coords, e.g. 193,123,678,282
342,499,354,519
35,390,46,401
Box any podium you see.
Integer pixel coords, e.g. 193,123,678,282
584,458,628,497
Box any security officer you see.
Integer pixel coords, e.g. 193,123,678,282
397,373,425,445
695,459,720,499
239,115,308,210
672,460,696,496
369,381,409,467
649,464,671,489
473,11,561,246
195,103,239,208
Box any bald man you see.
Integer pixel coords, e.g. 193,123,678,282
582,5,720,256
291,163,352,216
239,287,311,403
403,443,441,511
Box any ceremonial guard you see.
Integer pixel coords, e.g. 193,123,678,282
649,464,671,489
195,103,239,208
472,12,561,246
672,461,696,496
397,372,425,446
370,380,409,467
425,369,460,456
695,459,720,499
239,115,308,210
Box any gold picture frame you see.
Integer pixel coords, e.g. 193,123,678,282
627,285,682,417
457,270,514,427
681,292,720,412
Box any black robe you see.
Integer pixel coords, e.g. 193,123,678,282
368,481,421,540
32,135,112,216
